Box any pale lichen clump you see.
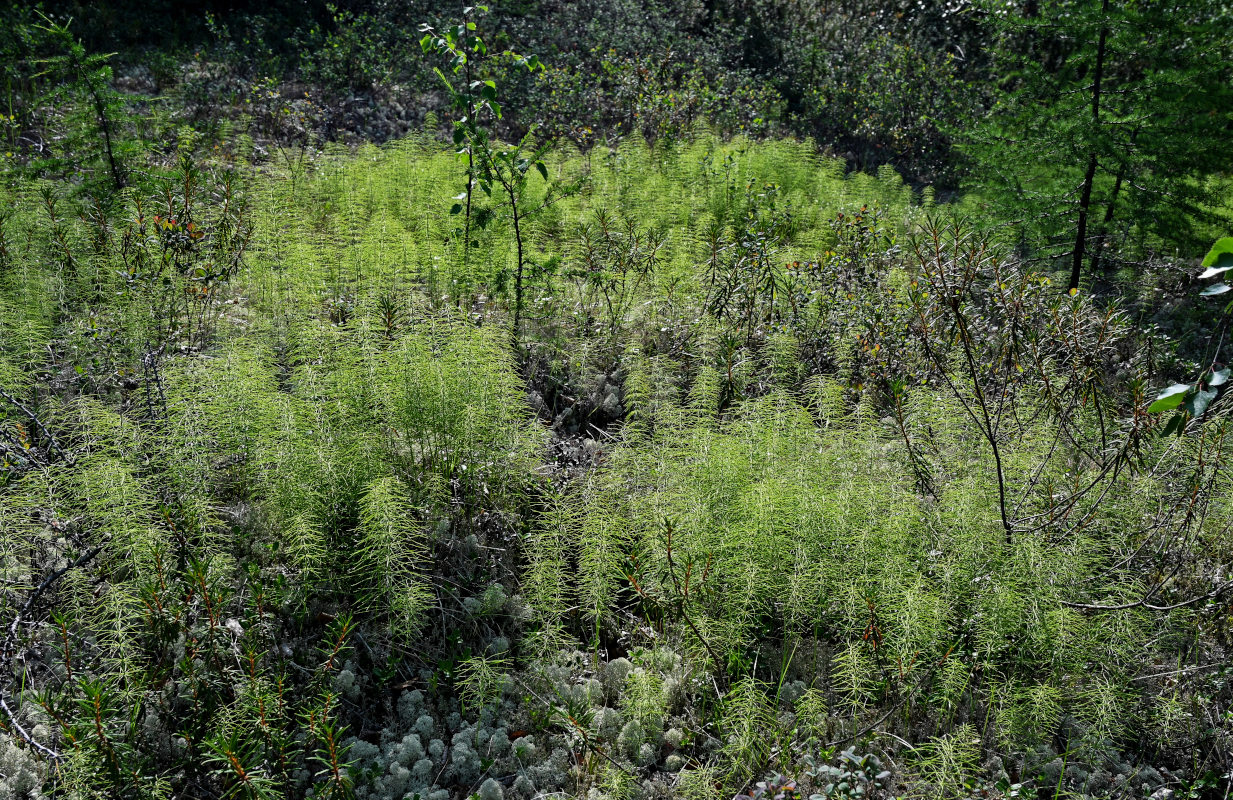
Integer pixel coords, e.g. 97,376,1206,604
0,733,45,800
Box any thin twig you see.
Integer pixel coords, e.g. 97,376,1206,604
0,696,60,759
0,543,104,761
661,520,727,690
0,386,69,464
3,545,104,656
1130,661,1230,683
825,645,956,749
1062,579,1233,613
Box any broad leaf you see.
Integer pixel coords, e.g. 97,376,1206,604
1199,283,1230,297
1147,383,1191,413
1184,387,1218,418
1209,368,1230,387
1201,238,1233,268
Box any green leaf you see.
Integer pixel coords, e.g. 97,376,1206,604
1198,264,1233,279
535,161,548,181
1209,368,1230,387
1147,383,1191,413
1199,283,1230,297
1201,238,1233,268
1161,413,1185,437
1185,387,1218,418
449,204,463,215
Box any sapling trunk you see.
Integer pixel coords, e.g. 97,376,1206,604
89,79,123,192
1068,0,1110,291
511,192,525,337
462,6,475,262
1089,133,1133,277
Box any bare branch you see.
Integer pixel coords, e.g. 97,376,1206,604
0,543,105,761
1062,579,1233,613
0,386,70,464
0,696,60,760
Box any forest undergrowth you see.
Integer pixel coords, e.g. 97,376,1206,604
0,130,1230,800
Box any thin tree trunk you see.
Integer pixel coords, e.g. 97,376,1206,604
512,198,524,337
1088,165,1125,276
956,312,1013,542
1089,127,1136,276
87,78,123,191
462,9,474,262
1070,153,1099,291
1068,0,1110,291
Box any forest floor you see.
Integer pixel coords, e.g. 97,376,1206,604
0,124,1230,800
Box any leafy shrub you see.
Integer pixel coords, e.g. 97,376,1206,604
808,749,892,800
296,5,400,95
